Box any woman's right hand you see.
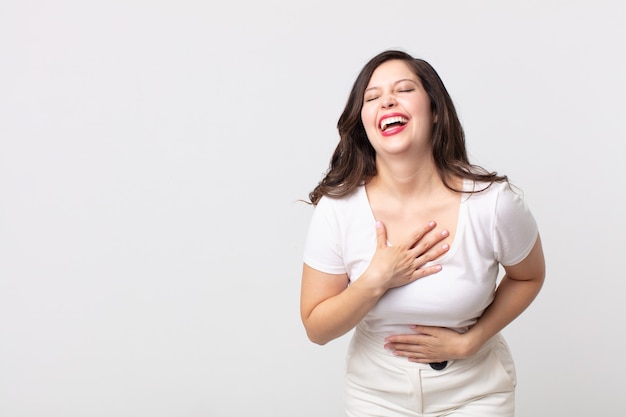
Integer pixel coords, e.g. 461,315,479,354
363,220,449,291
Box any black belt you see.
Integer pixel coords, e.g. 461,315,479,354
429,361,448,370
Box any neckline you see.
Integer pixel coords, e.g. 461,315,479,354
359,180,470,263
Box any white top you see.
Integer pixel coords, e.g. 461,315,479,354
303,180,538,338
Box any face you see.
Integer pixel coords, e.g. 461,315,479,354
361,59,435,156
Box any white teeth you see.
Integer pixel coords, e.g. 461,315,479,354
380,116,408,131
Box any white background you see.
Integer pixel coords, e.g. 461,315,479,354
1,1,625,416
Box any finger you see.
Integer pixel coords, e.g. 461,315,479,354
412,241,450,268
386,343,423,354
412,229,449,257
410,325,432,335
384,342,423,357
389,347,436,362
412,263,443,280
375,220,388,249
390,344,441,358
407,221,437,249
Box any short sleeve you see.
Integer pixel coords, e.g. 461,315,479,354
494,184,539,266
302,196,346,274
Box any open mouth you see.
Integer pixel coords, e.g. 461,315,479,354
380,116,408,132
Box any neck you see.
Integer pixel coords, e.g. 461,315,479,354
370,155,443,199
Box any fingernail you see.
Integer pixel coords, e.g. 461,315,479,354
442,244,449,250
441,230,449,236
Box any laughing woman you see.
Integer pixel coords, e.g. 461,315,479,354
300,50,545,417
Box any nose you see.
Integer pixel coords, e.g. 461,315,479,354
381,94,396,109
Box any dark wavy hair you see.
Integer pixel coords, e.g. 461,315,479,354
308,50,507,205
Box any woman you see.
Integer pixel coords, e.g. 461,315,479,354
300,50,545,416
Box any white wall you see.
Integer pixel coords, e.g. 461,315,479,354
1,1,624,416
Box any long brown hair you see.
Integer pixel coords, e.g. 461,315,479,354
308,50,507,205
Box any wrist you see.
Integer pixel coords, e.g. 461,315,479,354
351,278,386,301
462,327,488,357
353,270,388,299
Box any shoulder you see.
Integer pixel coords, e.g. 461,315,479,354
315,186,365,214
489,181,532,217
463,180,524,207
461,180,502,209
463,179,512,195
463,180,535,229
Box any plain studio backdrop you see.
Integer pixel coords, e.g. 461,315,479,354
1,1,624,416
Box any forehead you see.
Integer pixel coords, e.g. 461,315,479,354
367,60,418,87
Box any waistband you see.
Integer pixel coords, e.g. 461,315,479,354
349,325,501,370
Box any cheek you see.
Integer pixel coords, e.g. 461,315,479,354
360,107,377,131
361,120,377,142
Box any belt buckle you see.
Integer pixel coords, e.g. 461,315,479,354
429,361,448,370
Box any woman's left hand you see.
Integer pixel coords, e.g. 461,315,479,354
383,325,478,363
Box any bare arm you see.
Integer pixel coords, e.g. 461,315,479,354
462,234,546,353
300,221,450,345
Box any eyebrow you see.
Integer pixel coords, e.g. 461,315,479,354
364,78,418,92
